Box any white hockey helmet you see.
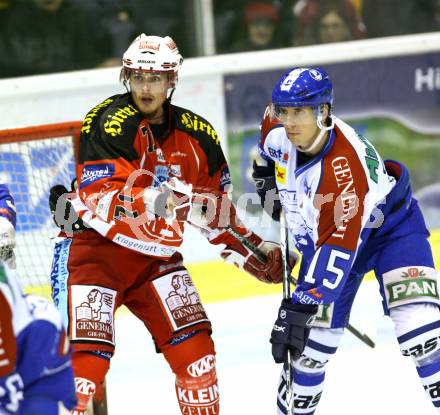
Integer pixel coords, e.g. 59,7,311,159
120,34,183,88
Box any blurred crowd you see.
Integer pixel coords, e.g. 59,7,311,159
216,0,440,52
0,0,439,78
0,0,189,78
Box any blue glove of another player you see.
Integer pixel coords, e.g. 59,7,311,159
270,300,318,363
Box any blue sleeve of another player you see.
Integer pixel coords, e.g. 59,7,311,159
0,372,24,414
16,320,76,411
292,244,356,305
0,185,16,228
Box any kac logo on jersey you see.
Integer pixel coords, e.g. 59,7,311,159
187,354,216,377
80,163,115,189
153,165,169,187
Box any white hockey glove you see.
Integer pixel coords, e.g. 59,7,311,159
142,178,235,230
142,177,194,221
0,217,16,269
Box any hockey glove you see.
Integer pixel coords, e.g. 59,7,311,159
142,177,193,221
220,232,290,283
252,160,281,221
270,300,318,363
49,185,87,235
0,217,15,269
143,177,241,230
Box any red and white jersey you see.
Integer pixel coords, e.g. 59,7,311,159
71,93,235,258
260,113,396,305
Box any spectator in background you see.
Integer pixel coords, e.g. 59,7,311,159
81,0,194,67
408,0,440,34
0,0,111,78
229,2,285,52
361,0,412,38
81,0,139,68
293,0,365,46
362,0,440,39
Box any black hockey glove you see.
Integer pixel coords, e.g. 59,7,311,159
270,300,318,363
49,185,87,235
251,160,281,221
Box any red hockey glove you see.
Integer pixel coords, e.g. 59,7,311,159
220,232,294,284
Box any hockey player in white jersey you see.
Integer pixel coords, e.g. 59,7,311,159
0,182,76,414
0,263,77,414
253,67,440,413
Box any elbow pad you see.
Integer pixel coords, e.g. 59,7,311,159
251,160,281,221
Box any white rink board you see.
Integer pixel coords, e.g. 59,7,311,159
106,280,437,415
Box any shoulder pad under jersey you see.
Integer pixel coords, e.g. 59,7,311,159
79,93,142,163
173,105,226,176
80,94,120,136
98,94,141,139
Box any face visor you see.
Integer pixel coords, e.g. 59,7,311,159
270,103,334,131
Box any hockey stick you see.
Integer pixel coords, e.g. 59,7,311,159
225,226,376,349
279,213,295,415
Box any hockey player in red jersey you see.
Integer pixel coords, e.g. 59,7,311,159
49,34,284,414
253,67,440,414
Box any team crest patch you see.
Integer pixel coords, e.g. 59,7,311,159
70,285,116,346
152,165,169,187
152,270,209,332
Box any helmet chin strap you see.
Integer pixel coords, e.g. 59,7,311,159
123,79,130,93
300,114,335,154
168,87,176,102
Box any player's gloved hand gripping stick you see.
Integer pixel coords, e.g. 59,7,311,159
143,177,286,283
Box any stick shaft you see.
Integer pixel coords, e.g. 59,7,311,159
280,214,294,415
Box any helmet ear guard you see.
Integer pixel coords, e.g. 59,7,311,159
315,104,334,131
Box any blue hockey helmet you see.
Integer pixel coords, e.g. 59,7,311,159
271,67,333,108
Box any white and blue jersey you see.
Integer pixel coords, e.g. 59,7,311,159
260,112,438,327
0,184,15,228
0,264,76,415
